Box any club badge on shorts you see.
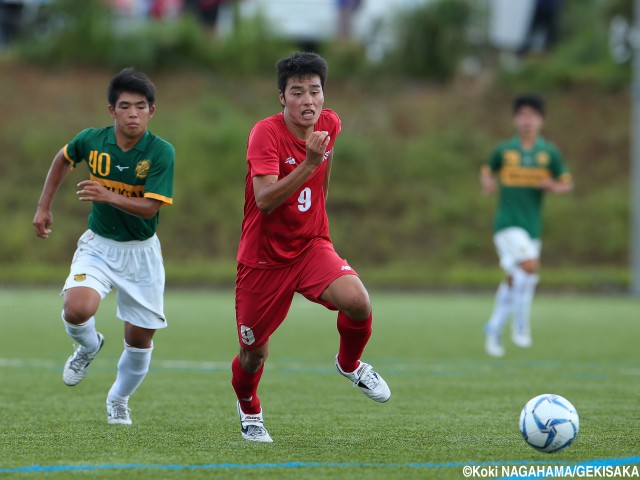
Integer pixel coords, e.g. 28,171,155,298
74,274,87,282
240,325,255,346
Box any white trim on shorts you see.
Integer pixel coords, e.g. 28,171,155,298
62,229,167,329
493,227,541,274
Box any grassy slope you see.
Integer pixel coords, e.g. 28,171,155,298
0,61,631,289
0,289,638,479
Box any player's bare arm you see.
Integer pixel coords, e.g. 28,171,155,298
33,148,73,238
480,168,497,195
538,177,573,194
76,180,162,219
323,150,334,201
253,131,330,213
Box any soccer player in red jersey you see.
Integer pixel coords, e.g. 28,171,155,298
232,52,391,442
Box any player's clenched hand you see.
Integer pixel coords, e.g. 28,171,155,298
33,208,53,238
305,131,330,166
480,172,497,195
77,180,114,203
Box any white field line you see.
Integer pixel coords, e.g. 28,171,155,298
0,358,229,371
0,358,639,376
0,358,339,372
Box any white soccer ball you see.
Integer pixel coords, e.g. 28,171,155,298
519,394,579,453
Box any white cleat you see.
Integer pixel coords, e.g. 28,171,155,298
335,356,391,403
107,400,132,425
237,401,273,443
485,333,505,357
512,331,532,348
63,333,104,386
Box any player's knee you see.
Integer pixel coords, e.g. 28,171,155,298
519,259,539,274
341,291,371,320
62,302,95,325
124,324,155,349
239,347,268,374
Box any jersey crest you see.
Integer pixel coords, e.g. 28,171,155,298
136,160,151,178
536,152,550,166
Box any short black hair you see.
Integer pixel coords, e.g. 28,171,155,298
108,68,156,106
276,52,328,94
513,94,545,116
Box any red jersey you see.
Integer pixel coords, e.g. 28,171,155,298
237,109,342,268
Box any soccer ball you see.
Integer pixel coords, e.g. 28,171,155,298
519,394,579,453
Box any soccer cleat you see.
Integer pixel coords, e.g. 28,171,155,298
335,356,391,403
512,330,532,348
107,400,132,425
485,332,505,357
237,401,273,443
63,332,104,386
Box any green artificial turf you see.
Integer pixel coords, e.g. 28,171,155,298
0,289,638,479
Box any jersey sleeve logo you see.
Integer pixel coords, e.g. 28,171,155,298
135,160,151,178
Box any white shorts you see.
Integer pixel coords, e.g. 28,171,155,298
493,227,541,274
63,230,167,330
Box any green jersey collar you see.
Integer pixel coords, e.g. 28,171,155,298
512,135,546,150
107,126,151,152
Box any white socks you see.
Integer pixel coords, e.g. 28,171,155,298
62,311,153,405
485,281,512,335
511,268,539,336
107,343,153,404
62,312,100,352
486,269,539,337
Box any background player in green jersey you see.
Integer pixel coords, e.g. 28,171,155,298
480,94,572,357
32,68,175,424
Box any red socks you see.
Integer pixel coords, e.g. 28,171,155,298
231,355,263,415
232,313,372,412
337,312,372,373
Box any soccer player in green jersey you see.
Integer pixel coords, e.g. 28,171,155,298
481,94,572,357
32,68,175,424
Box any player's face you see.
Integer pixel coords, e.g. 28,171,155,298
279,75,324,129
109,92,155,139
513,106,543,138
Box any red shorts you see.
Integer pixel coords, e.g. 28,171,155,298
235,239,358,349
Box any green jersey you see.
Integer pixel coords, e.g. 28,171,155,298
484,136,571,239
63,126,174,241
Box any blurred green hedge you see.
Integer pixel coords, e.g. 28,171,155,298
0,0,632,290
